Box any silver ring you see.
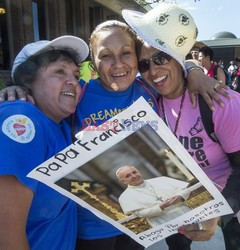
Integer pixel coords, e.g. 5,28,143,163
198,222,204,231
214,83,220,90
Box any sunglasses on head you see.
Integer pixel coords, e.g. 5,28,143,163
138,51,172,73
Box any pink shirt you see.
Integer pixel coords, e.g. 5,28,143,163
159,89,240,190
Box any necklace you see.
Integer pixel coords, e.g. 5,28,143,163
160,82,187,136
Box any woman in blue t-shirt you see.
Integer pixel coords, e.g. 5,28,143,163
0,35,88,249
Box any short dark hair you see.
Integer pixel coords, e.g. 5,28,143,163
13,49,79,88
199,46,214,61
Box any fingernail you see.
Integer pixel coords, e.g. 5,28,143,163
20,97,26,101
210,106,215,111
9,96,14,100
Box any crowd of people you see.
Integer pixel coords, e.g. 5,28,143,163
0,2,240,250
189,42,240,93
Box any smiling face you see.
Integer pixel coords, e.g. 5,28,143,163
91,27,138,91
139,44,185,99
31,59,81,123
117,166,144,186
198,52,209,68
190,47,200,60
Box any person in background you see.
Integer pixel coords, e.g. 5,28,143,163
218,60,224,69
190,41,205,61
0,35,88,249
198,46,227,84
122,3,240,250
231,57,240,92
190,47,200,60
227,60,237,76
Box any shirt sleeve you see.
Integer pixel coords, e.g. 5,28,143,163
0,103,48,192
119,191,163,217
152,177,189,191
176,189,191,201
213,90,240,153
134,204,163,218
212,91,240,225
79,79,87,87
153,177,190,200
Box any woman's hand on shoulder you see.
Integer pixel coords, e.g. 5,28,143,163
0,85,35,104
187,68,230,110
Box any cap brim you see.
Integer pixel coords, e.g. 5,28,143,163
38,35,89,63
11,35,89,81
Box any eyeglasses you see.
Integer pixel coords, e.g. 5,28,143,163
138,51,172,73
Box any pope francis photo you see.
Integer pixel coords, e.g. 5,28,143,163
117,166,193,227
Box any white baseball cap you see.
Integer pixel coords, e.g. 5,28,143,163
11,35,89,79
122,3,198,77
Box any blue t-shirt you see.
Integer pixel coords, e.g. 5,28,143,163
74,77,159,134
73,78,159,239
0,101,77,250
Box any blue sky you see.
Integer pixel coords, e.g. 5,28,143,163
154,0,239,40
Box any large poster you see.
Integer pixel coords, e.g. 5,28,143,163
28,97,232,248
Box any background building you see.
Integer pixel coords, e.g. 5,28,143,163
202,31,240,69
1,1,239,85
0,0,149,85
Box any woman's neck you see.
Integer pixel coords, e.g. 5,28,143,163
164,78,186,99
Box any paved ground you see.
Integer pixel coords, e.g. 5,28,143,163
146,227,226,250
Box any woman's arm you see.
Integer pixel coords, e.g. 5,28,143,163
0,175,33,250
0,72,229,109
186,68,229,110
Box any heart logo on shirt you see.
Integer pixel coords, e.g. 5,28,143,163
13,123,26,136
2,115,35,143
